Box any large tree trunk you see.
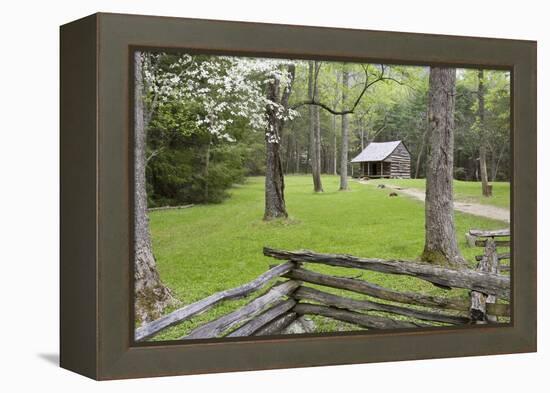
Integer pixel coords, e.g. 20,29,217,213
264,76,288,220
264,64,295,220
308,61,323,192
264,132,287,220
477,70,492,197
315,105,323,176
134,51,175,323
421,67,465,267
339,64,350,190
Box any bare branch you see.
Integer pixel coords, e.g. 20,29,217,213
291,64,403,116
146,147,165,164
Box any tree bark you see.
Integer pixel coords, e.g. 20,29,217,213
308,61,323,192
477,70,492,196
421,67,465,267
340,64,350,190
264,64,295,220
415,128,428,179
264,77,287,219
315,103,323,176
134,51,175,323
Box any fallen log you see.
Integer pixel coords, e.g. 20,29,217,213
253,312,298,336
284,267,509,317
294,286,469,325
265,248,510,299
294,303,426,330
135,262,294,341
226,299,296,337
183,280,301,340
469,229,510,237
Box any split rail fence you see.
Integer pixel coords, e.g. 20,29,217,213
136,230,511,342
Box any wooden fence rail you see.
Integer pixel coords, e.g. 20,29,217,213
183,280,300,340
293,286,470,325
284,266,507,316
135,261,294,341
135,238,511,342
263,248,510,299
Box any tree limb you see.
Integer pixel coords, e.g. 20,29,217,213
291,64,402,115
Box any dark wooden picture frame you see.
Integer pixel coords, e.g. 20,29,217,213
60,12,536,380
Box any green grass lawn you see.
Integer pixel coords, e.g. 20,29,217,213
366,178,510,209
147,175,509,340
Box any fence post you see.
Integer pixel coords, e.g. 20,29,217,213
470,237,499,323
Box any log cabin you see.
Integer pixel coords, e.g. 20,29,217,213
351,140,411,179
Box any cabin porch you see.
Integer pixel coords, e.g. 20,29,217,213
360,161,392,178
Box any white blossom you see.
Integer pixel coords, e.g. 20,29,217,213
142,53,297,143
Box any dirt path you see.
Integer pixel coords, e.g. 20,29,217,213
357,180,510,223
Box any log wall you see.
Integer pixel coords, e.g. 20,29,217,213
385,142,411,178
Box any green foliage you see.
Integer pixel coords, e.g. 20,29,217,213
146,134,254,206
146,100,264,206
455,69,511,181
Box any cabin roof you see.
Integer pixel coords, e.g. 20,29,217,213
351,141,405,163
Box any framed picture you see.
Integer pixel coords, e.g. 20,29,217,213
60,12,536,380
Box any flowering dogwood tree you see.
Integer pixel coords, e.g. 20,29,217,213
134,51,297,321
143,53,296,141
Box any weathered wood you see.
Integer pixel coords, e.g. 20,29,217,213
475,240,510,247
386,143,411,179
265,248,510,299
283,316,316,334
147,204,194,212
226,299,296,337
469,228,510,237
253,312,298,336
295,303,426,329
183,280,301,339
475,252,510,262
470,239,500,323
284,267,509,317
294,286,469,325
465,233,477,247
135,262,295,341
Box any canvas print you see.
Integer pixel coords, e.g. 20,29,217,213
132,51,511,342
